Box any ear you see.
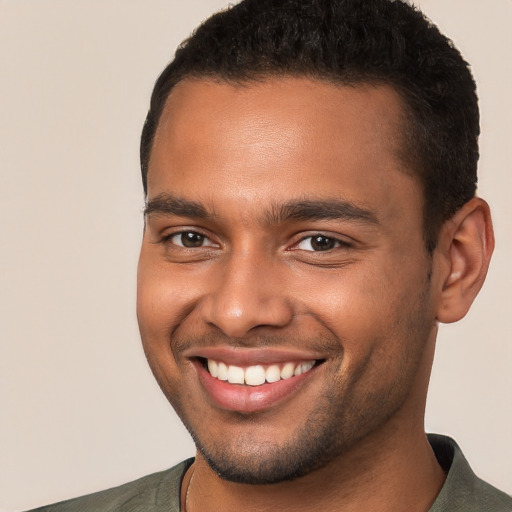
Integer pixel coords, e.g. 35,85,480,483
435,197,494,324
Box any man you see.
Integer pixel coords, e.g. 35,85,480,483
29,0,511,510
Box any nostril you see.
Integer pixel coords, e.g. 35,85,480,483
199,288,294,338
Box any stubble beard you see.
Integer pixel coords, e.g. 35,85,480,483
176,334,429,486
190,387,389,485
153,275,434,485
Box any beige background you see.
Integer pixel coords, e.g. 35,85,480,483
1,1,511,510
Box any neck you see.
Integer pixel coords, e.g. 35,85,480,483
185,425,445,512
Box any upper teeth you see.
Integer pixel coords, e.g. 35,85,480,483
207,359,315,386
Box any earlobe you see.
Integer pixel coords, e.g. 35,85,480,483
436,197,494,324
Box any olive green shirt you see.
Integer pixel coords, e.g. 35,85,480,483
29,435,512,511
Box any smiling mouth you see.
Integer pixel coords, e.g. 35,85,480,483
191,353,327,413
200,358,324,386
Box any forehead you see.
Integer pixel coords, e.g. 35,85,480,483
152,78,407,167
148,77,420,225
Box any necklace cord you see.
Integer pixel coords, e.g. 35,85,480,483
183,464,196,512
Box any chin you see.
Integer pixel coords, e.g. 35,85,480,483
198,438,334,485
187,397,360,485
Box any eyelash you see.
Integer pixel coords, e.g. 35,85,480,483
293,234,352,252
160,230,217,249
159,230,351,252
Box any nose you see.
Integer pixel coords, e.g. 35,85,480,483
199,253,294,338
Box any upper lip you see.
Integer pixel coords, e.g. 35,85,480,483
183,346,326,366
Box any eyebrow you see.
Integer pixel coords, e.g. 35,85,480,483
144,193,378,226
265,199,379,225
144,194,212,219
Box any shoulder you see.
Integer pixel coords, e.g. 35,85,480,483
428,434,512,512
26,459,193,512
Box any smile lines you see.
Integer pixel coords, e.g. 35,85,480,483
206,359,317,386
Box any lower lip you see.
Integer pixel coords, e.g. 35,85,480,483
194,361,320,413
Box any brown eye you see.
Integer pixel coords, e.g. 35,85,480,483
297,235,340,252
310,235,336,251
180,232,206,247
165,231,216,248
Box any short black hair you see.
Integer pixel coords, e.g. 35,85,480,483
140,0,479,252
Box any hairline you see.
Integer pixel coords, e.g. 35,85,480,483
146,71,422,178
144,71,437,251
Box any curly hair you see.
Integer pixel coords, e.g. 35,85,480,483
140,0,479,252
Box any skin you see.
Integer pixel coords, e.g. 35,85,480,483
137,77,493,511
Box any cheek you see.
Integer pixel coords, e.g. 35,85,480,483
137,255,199,338
136,264,187,394
295,258,429,363
294,262,400,327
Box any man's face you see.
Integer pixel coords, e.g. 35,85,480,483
137,78,439,483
